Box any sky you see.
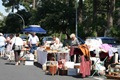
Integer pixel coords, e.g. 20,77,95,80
0,0,8,16
0,1,25,16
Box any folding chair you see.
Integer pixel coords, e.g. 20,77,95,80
90,51,108,77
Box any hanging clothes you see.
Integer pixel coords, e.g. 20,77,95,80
79,55,91,78
78,44,90,60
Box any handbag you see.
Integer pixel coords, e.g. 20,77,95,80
14,45,22,50
12,43,15,50
12,38,22,50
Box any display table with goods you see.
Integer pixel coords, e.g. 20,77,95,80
106,63,120,79
19,47,35,65
37,45,92,77
20,52,34,65
37,46,70,69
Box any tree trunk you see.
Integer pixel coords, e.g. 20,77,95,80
93,0,98,37
106,0,115,36
33,0,36,9
78,0,83,24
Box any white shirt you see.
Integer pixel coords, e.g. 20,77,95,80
55,37,60,44
0,36,6,46
28,35,39,44
12,37,23,45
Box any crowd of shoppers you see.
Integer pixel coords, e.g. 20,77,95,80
0,32,40,65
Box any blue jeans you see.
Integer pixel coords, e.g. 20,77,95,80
0,46,5,52
30,44,37,54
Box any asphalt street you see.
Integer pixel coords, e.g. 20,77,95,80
0,58,109,80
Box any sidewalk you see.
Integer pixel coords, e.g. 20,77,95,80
0,58,108,80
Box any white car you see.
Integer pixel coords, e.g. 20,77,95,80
42,36,54,45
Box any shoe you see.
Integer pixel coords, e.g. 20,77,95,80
18,61,20,65
15,62,19,65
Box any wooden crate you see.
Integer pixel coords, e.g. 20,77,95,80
106,74,120,79
58,69,67,75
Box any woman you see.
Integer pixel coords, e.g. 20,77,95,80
12,33,23,65
70,33,80,46
50,36,63,50
5,34,14,60
69,33,80,63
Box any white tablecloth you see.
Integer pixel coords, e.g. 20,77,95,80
37,48,70,65
37,49,47,65
57,50,70,61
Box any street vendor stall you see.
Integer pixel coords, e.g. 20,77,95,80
37,47,70,66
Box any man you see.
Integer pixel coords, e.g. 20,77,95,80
28,32,39,54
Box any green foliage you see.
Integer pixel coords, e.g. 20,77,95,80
36,0,75,34
0,15,6,32
1,0,120,39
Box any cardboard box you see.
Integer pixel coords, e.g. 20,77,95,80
67,68,77,76
25,60,34,65
74,63,80,69
58,69,67,75
64,62,74,68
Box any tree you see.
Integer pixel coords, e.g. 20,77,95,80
35,0,75,35
2,0,120,39
0,13,6,32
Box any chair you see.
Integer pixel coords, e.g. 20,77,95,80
90,51,109,77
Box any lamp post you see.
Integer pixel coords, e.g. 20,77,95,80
10,12,25,28
15,13,25,28
75,0,79,37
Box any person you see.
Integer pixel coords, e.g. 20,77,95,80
5,34,14,60
69,33,80,63
0,33,6,57
28,32,39,54
25,32,32,40
12,33,24,65
63,33,71,47
70,33,80,46
50,36,63,50
52,36,60,44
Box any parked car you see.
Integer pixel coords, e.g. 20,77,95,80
77,37,85,44
86,37,120,48
20,35,28,41
62,36,85,47
41,36,54,45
